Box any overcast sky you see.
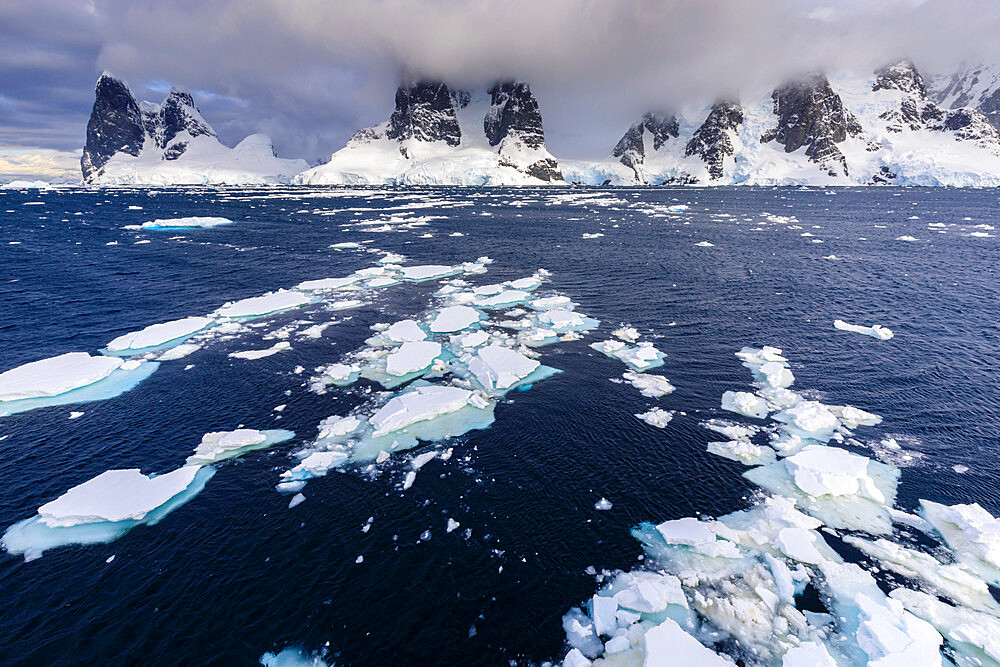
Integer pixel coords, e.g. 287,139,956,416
2,0,999,179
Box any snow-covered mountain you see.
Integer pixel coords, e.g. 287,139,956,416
295,79,563,185
932,64,1000,131
564,60,1000,186
81,74,307,185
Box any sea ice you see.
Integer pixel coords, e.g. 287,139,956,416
0,353,124,401
217,290,312,318
384,341,442,376
228,341,291,359
465,345,541,393
919,500,1000,584
834,319,894,340
400,265,460,281
429,305,481,333
106,316,214,353
622,371,675,398
139,216,233,230
384,319,427,342
720,391,769,419
186,429,294,465
635,408,673,428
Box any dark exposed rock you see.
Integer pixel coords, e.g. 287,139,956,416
386,80,462,148
685,101,744,180
933,66,1000,132
762,74,861,177
876,60,1000,147
869,165,897,184
81,74,221,181
484,81,546,150
612,113,679,181
485,81,562,182
158,90,216,148
873,60,927,97
81,74,146,181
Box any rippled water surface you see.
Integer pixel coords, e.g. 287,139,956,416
1,186,999,665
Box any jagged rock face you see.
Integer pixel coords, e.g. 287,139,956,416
612,113,679,180
484,82,546,150
933,66,1000,131
386,81,462,148
873,60,927,97
876,60,1000,147
159,90,215,147
762,74,861,177
81,75,146,181
485,81,561,182
82,75,222,180
685,101,743,180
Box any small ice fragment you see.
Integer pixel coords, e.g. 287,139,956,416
69,411,84,420
694,241,715,247
355,555,363,563
402,471,416,490
721,391,769,419
228,341,291,359
447,518,460,533
594,498,613,511
105,554,115,563
834,319,894,340
288,493,306,509
635,408,673,428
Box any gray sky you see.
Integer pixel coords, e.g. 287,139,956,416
1,0,999,176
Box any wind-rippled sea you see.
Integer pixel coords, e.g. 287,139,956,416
1,186,998,665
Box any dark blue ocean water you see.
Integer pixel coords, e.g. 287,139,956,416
0,186,998,665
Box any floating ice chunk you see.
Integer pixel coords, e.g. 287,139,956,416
562,608,603,659
296,276,359,291
217,291,312,318
853,592,942,665
329,299,363,311
537,309,585,330
288,493,306,509
720,391,769,419
736,346,787,366
919,501,1000,584
319,363,360,386
530,295,573,311
37,466,205,527
694,241,715,247
4,466,214,559
69,411,84,419
228,341,291,359
592,340,665,371
139,216,233,230
784,445,886,503
582,232,604,239
781,641,837,666
429,305,481,333
330,242,360,249
0,353,124,401
595,497,613,511
756,361,794,389
446,518,460,533
896,235,918,242
370,385,484,437
451,330,490,349
635,408,673,428
891,588,1000,665
400,265,459,281
613,326,640,343
831,405,882,429
0,353,158,414
707,439,776,466
186,428,294,465
508,276,542,290
644,618,733,665
287,451,350,480
476,290,531,308
623,372,674,398
772,401,839,441
385,341,442,376
466,345,541,393
106,316,213,353
157,343,201,361
834,319,894,340
259,646,330,667
385,319,426,342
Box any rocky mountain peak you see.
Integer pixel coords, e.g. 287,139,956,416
81,73,146,181
685,100,744,181
762,73,862,177
159,89,216,146
873,60,927,98
484,81,561,182
386,80,463,148
612,113,680,181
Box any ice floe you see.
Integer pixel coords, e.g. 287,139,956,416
138,216,233,230
834,319,895,340
186,429,294,465
622,372,675,398
0,353,158,415
106,316,214,354
217,291,313,319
